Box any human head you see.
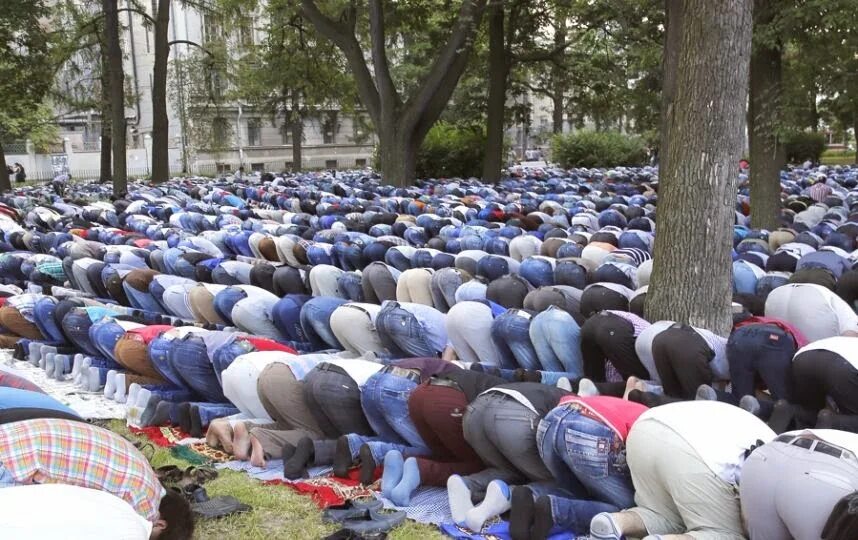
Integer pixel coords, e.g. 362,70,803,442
151,488,195,540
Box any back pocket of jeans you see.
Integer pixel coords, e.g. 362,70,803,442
564,429,609,479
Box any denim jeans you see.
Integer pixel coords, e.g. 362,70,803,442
727,324,795,402
231,296,284,341
299,297,346,350
337,272,365,302
169,334,227,403
520,257,555,288
123,284,168,314
537,405,635,509
375,303,437,358
429,268,466,313
491,310,540,370
271,294,312,343
213,287,248,325
61,310,101,357
347,369,431,462
89,320,128,361
211,337,256,384
530,307,584,377
32,297,66,345
148,336,187,389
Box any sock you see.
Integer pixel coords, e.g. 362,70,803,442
114,373,128,403
75,357,91,387
531,496,554,540
465,480,511,532
281,442,297,463
104,370,118,400
28,342,41,364
129,387,152,426
176,402,192,434
695,384,717,401
53,354,69,380
71,354,85,379
127,383,141,409
390,457,420,507
86,366,103,392
556,377,573,392
381,450,404,500
447,475,474,524
332,435,354,479
44,353,57,377
284,437,314,480
358,443,377,487
577,378,599,397
509,487,534,540
189,405,203,438
148,400,172,427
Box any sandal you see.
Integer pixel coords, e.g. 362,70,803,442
184,465,219,484
154,465,184,484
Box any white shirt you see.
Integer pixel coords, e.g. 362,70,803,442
0,484,152,540
795,336,858,369
787,429,858,455
636,400,775,485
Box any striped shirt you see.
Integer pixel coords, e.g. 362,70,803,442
0,419,164,521
6,294,42,323
35,262,66,280
808,182,833,203
606,310,651,337
692,326,730,380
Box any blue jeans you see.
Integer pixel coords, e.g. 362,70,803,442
346,370,431,463
299,297,346,350
211,337,256,384
491,311,540,370
520,258,555,288
728,323,795,403
32,298,66,345
89,320,127,361
148,336,187,388
213,287,247,325
61,310,101,357
537,406,635,509
271,294,313,343
337,272,365,302
123,284,167,314
169,334,227,403
375,303,437,358
530,307,584,377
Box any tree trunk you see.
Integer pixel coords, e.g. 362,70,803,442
0,141,10,193
482,2,507,183
809,88,819,131
99,41,112,184
551,10,566,134
854,107,858,164
747,0,783,230
291,95,303,169
150,0,170,183
645,0,753,336
660,0,683,173
378,128,418,186
104,0,127,196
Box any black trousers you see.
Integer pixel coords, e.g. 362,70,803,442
580,312,648,381
792,350,858,431
651,324,714,399
579,286,629,318
302,363,374,439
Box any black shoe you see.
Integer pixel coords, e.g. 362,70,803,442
509,486,534,540
281,442,297,463
284,437,314,480
333,435,354,479
531,495,553,540
816,409,835,429
768,399,795,434
148,400,172,427
358,444,376,486
13,342,25,361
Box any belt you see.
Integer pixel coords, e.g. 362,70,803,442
775,433,858,465
316,362,348,377
382,365,421,383
429,377,462,391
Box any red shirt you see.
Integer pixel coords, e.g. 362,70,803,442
125,325,175,344
734,316,808,348
556,395,648,441
242,336,296,354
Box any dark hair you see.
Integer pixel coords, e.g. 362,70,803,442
158,488,195,540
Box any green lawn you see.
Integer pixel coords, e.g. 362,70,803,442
107,420,445,540
820,154,857,166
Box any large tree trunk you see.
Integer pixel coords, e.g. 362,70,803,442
646,0,753,336
659,0,683,173
99,40,112,184
104,0,127,196
291,95,303,169
378,128,418,185
0,141,10,193
748,0,783,230
551,10,566,134
481,2,507,183
150,0,170,183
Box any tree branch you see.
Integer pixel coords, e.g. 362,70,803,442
368,0,400,111
168,39,212,55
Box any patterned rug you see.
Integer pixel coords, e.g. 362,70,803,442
130,425,232,464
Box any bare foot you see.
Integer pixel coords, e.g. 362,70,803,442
249,435,266,468
232,421,252,461
623,376,646,400
206,419,235,454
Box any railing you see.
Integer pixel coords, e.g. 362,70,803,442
12,167,154,183
3,142,28,155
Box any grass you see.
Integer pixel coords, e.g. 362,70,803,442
820,154,856,166
106,420,445,540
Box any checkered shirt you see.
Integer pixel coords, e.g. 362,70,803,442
0,419,164,521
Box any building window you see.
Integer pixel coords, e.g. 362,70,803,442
212,117,230,146
284,161,294,170
216,163,231,173
280,122,292,145
322,111,338,144
356,158,367,167
203,15,222,43
247,119,261,147
325,159,338,169
237,18,253,48
251,162,264,172
352,115,370,144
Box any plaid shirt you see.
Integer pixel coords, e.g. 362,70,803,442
35,262,65,281
0,419,164,521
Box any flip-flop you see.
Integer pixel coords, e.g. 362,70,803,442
154,465,183,484
184,465,219,484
